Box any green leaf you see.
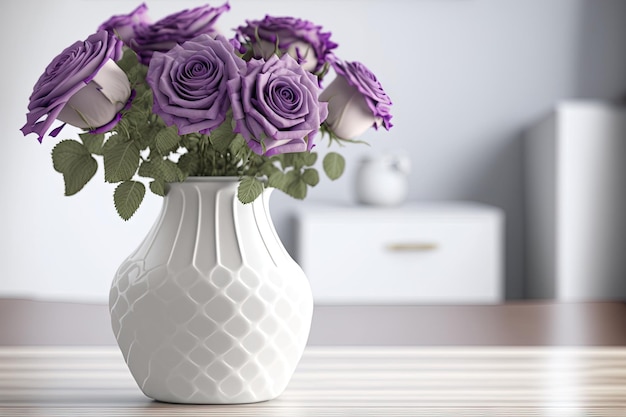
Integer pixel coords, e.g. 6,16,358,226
237,176,264,204
116,47,140,74
228,134,247,157
114,181,145,221
155,126,181,155
278,153,297,170
268,170,308,199
302,151,318,166
52,140,84,172
128,89,153,120
267,170,289,189
323,152,346,180
127,65,148,86
259,160,280,178
103,135,140,183
138,158,185,182
286,176,307,199
79,133,105,155
51,140,98,196
177,152,201,176
301,168,320,187
210,117,238,153
149,179,166,197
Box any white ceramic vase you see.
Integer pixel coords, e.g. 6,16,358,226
109,177,313,404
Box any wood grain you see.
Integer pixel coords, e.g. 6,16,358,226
2,299,626,346
0,346,625,416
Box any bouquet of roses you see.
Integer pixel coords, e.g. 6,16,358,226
21,3,393,220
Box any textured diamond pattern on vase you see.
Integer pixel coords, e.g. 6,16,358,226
110,178,313,404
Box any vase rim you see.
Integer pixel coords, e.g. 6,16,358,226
183,176,241,183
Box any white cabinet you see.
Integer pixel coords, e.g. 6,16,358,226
294,202,504,304
525,101,626,301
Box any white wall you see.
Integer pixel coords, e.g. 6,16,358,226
2,0,626,302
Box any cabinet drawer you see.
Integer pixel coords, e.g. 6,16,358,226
295,203,503,304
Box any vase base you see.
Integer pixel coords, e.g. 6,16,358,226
143,389,282,405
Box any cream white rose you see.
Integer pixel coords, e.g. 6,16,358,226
57,59,131,130
320,75,381,140
320,59,393,140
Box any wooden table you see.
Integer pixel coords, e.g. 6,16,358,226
0,346,625,416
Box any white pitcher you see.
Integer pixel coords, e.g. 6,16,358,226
355,153,411,206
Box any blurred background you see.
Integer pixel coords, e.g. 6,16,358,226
1,0,626,345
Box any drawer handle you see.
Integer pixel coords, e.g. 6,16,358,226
386,243,438,252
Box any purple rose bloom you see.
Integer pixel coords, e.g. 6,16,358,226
131,3,230,65
236,16,337,74
320,59,392,139
147,34,246,135
98,3,151,45
228,54,329,156
21,31,130,142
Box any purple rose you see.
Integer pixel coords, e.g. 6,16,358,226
320,59,392,139
21,31,131,142
98,3,151,45
228,54,328,156
131,3,230,65
147,34,245,135
236,16,337,74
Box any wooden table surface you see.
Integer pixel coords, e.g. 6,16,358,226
0,346,625,416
